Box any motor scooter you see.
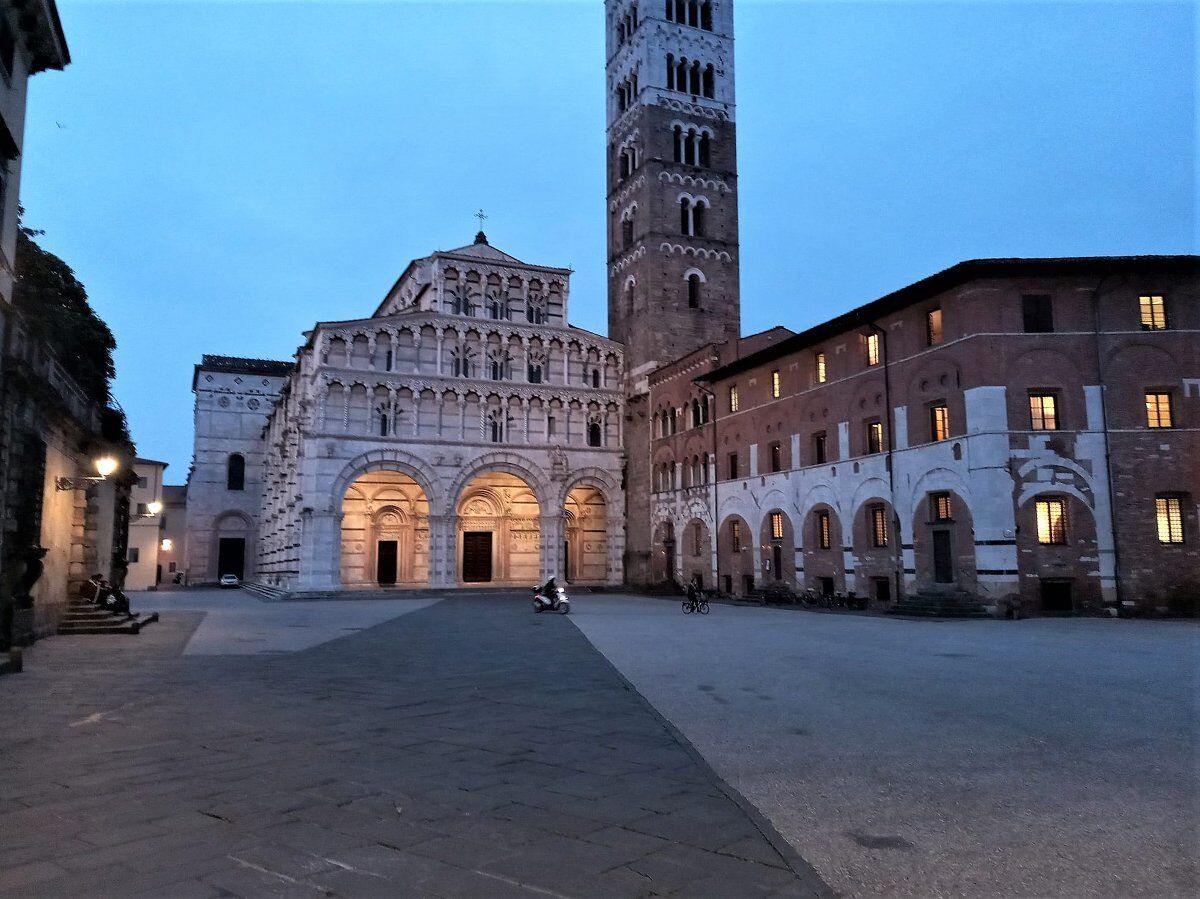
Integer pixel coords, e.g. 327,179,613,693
532,583,570,614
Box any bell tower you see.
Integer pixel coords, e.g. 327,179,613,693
605,0,741,373
606,0,742,585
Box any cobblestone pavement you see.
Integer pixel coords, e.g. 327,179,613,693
0,594,828,898
572,597,1200,898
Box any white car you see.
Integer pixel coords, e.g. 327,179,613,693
219,574,240,588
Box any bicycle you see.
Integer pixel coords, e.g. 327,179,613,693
682,595,710,615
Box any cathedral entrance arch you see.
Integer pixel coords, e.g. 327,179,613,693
457,472,541,585
340,470,429,586
564,486,607,583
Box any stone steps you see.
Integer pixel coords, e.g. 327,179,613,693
889,592,988,619
242,581,288,601
58,601,160,635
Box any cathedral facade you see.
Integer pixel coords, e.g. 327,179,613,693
186,235,624,589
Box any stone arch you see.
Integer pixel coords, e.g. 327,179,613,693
446,451,552,513
681,517,713,588
800,500,843,595
456,470,542,585
330,449,442,513
1014,487,1101,613
849,493,899,602
911,488,976,597
211,510,254,583
758,508,797,587
652,517,681,584
340,472,431,587
717,513,754,595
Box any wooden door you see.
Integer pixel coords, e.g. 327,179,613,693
933,530,954,584
462,532,493,583
376,540,398,585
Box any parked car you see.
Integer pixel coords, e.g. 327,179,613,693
219,574,240,588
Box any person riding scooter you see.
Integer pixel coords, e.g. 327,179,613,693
532,576,570,614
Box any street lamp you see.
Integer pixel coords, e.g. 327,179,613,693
136,500,163,519
55,455,120,491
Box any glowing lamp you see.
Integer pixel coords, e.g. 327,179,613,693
147,501,163,515
161,539,173,551
94,456,118,478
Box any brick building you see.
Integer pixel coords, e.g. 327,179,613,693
647,256,1199,614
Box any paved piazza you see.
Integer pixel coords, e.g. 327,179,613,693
0,590,1195,898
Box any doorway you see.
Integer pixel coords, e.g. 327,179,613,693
217,537,245,580
874,576,891,603
932,530,954,583
376,540,398,585
772,543,783,580
1040,579,1074,614
462,532,493,583
563,539,571,583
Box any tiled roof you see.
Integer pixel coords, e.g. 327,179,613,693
199,355,295,375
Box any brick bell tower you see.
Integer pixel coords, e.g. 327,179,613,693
606,0,742,585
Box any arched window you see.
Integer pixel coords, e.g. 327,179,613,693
666,53,675,90
685,129,697,165
702,64,714,99
588,420,603,447
688,1,698,27
679,197,691,234
378,408,389,437
227,454,245,491
528,352,545,384
527,293,546,324
673,126,683,163
689,61,701,95
693,201,706,237
701,1,712,30
451,346,474,377
691,399,701,427
699,132,711,166
622,213,634,249
488,294,506,320
592,369,601,388
488,410,505,444
687,273,702,308
489,351,509,381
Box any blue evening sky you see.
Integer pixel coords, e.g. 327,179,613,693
24,1,1196,477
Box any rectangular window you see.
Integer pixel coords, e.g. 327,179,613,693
731,520,742,552
771,511,784,540
866,421,884,455
865,332,881,366
1036,498,1067,545
931,492,953,521
547,415,556,436
816,510,831,549
813,432,827,464
1156,496,1184,544
769,442,782,473
1022,294,1054,333
930,403,950,441
1029,393,1059,431
1146,392,1173,429
729,384,739,413
771,370,781,398
926,308,943,346
169,561,177,573
128,547,140,564
1139,295,1167,331
136,477,148,489
728,452,739,480
815,351,827,384
869,504,888,547
136,503,148,516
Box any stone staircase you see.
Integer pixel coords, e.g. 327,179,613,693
57,599,160,635
889,590,988,619
241,581,289,601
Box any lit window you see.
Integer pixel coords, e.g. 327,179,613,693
865,332,881,366
816,510,831,549
1029,394,1059,431
1036,498,1067,545
1139,295,1167,331
866,421,884,455
815,351,826,384
930,404,950,441
771,511,784,540
1156,496,1184,544
729,384,739,412
731,520,742,552
869,504,888,548
931,492,953,521
927,308,943,346
771,370,781,398
1146,392,1173,429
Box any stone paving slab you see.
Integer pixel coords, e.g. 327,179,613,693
0,597,829,898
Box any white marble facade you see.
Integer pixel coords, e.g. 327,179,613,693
189,234,625,589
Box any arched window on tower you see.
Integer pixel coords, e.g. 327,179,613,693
691,399,701,428
488,409,506,444
528,351,546,384
701,1,713,30
693,200,706,237
702,64,715,99
688,0,698,27
689,61,701,95
672,126,683,163
685,128,697,165
588,418,603,447
592,368,601,389
227,454,245,491
687,273,702,308
666,53,675,90
622,214,634,249
699,132,711,166
376,405,390,437
679,197,691,235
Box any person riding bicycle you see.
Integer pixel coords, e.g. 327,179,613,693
686,579,698,607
